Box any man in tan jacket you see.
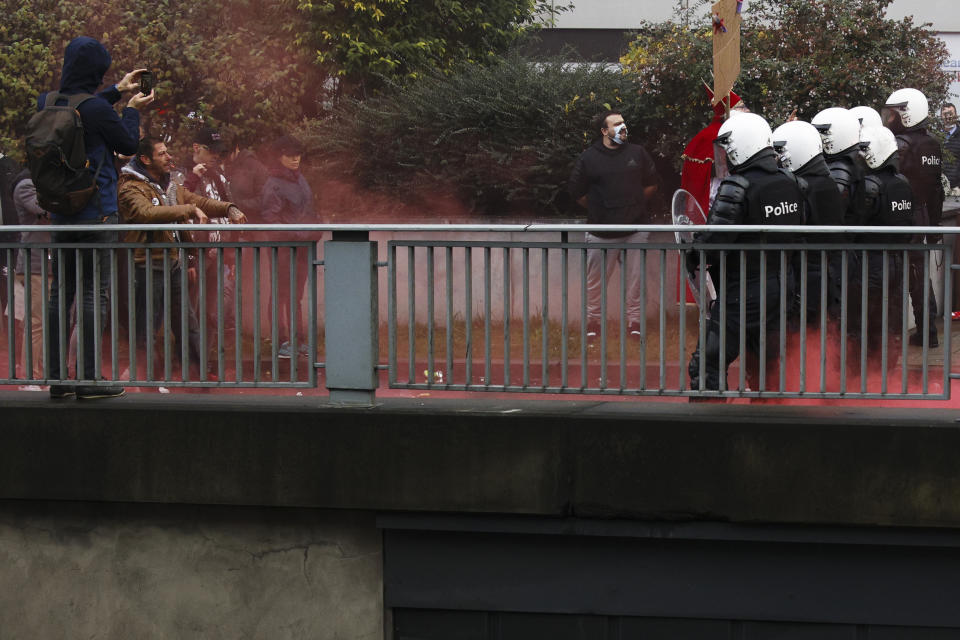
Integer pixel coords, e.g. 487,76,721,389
118,136,246,382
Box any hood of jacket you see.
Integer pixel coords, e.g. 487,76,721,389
122,158,171,193
59,36,111,94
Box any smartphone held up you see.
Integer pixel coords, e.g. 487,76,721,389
139,70,154,96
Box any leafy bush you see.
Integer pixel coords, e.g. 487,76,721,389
294,0,564,93
302,51,650,218
621,0,952,174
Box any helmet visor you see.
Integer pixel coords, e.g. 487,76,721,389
881,104,907,133
713,141,731,177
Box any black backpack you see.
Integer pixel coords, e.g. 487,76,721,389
24,92,106,216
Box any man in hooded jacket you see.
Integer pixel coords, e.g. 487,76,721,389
39,36,153,399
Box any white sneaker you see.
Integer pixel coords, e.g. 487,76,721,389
158,386,171,394
18,384,42,391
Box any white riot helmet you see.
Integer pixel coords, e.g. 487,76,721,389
811,107,861,155
849,105,882,130
772,121,823,171
714,112,773,168
859,125,898,170
882,88,929,132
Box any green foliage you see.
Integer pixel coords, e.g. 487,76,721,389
302,51,642,216
292,0,562,92
0,0,315,161
621,0,952,173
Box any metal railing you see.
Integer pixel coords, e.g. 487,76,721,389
0,223,955,403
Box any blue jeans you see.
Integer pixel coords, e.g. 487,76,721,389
46,220,117,381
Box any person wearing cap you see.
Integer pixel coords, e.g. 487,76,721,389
182,127,246,335
260,135,316,359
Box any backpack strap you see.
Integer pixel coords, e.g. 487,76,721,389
40,92,95,110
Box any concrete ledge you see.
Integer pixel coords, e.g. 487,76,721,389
2,392,960,528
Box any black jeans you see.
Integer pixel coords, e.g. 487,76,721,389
46,223,117,381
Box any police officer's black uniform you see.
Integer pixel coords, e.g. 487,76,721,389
792,154,844,319
687,148,804,391
896,127,942,345
861,158,915,363
823,145,867,333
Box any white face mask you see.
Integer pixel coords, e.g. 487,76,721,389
609,123,628,145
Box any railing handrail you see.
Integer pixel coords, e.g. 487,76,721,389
4,223,959,235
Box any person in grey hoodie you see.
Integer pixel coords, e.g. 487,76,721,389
11,170,51,381
260,135,316,359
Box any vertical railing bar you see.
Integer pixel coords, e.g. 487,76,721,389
427,247,435,387
6,249,14,379
799,249,808,393
860,249,868,394
23,249,33,380
75,247,85,381
738,252,747,393
580,248,587,389
658,249,666,391
922,246,931,394
639,248,647,391
271,246,279,382
197,247,206,381
819,250,827,393
127,250,136,382
561,244,569,389
408,246,416,384
388,244,397,386
465,246,473,387
446,245,454,387
484,246,492,388
41,248,49,380
234,247,243,383
779,249,787,393
619,248,627,390
902,249,910,394
216,247,225,382
162,249,172,382
522,247,530,388
181,248,191,382
758,249,767,393
503,247,511,388
839,250,848,393
289,247,298,382
941,243,953,399
253,246,261,383
541,247,549,390
145,249,154,381
307,241,318,388
599,248,607,390
881,250,889,395
677,249,686,393
109,248,118,380
700,249,711,392
92,244,102,382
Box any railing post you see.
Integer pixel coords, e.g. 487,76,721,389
323,231,379,405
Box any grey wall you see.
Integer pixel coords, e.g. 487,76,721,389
0,501,382,640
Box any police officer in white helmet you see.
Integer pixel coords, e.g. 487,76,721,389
687,112,804,395
773,120,844,322
882,88,942,347
858,125,915,362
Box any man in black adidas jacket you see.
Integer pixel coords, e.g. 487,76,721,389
569,110,659,340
